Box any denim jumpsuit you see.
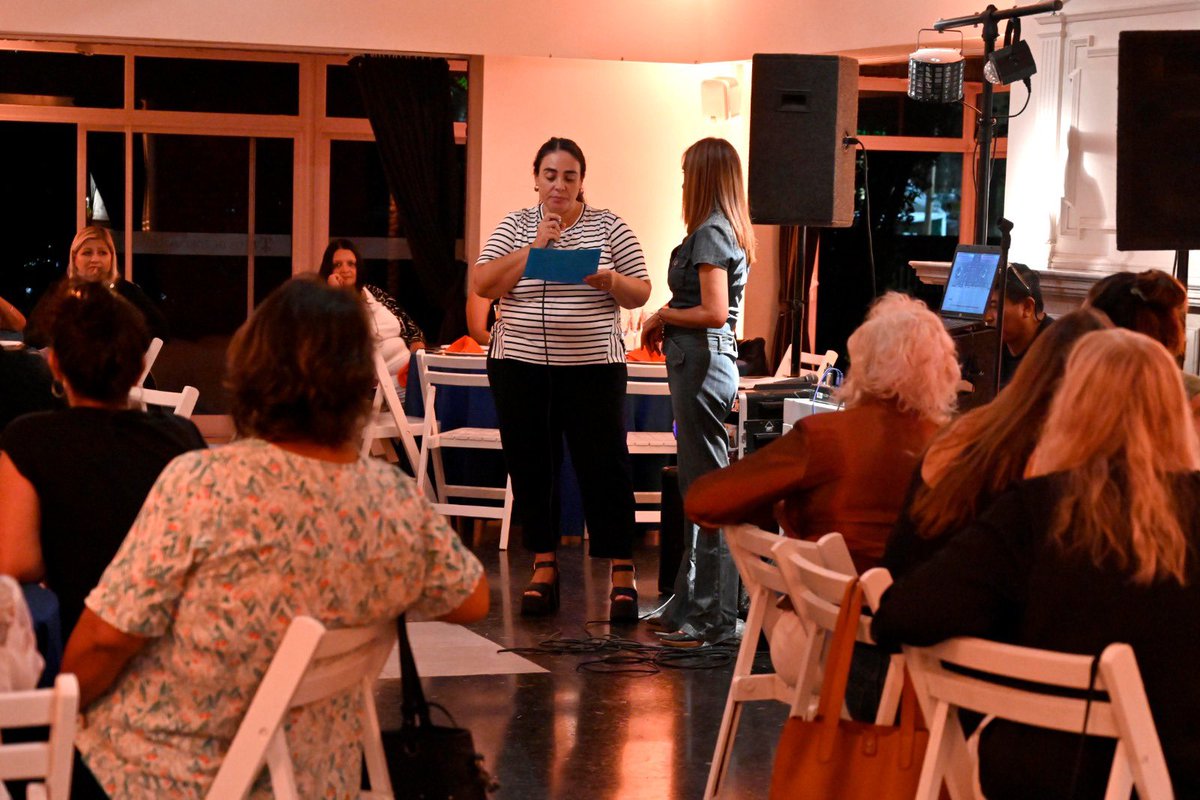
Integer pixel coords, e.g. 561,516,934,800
658,210,748,644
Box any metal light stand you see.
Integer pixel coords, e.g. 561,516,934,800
933,0,1062,391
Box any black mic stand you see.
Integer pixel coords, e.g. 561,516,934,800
934,0,1062,393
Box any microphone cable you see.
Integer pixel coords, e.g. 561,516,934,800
843,136,877,299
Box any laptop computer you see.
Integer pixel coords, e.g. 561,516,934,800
939,244,1003,332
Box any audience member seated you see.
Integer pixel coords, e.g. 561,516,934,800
984,262,1053,388
319,238,426,393
1085,268,1200,400
0,346,64,434
60,277,488,800
686,292,961,572
0,575,42,693
0,293,25,332
874,328,1200,799
26,226,168,348
884,309,1111,579
0,282,205,638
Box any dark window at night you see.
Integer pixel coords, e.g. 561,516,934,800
858,91,963,138
0,51,123,108
326,63,468,123
135,57,299,115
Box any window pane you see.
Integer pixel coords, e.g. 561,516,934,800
86,132,125,230
129,133,293,413
887,152,964,239
325,63,468,122
135,57,299,115
0,122,76,317
329,140,401,237
0,51,123,109
857,91,963,138
325,65,367,119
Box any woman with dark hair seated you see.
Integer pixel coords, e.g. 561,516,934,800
61,277,487,799
884,309,1111,579
0,282,205,638
874,328,1200,799
319,238,426,389
1084,268,1200,399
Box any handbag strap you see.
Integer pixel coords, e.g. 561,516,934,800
815,580,866,759
397,614,433,728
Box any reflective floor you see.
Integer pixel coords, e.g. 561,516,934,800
375,530,787,800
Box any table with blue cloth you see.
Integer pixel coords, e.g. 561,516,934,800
404,355,674,537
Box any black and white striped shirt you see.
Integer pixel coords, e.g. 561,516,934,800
477,204,648,365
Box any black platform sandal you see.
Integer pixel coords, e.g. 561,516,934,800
609,563,639,624
520,560,560,617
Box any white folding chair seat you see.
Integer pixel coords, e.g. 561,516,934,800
703,525,850,799
361,351,423,483
414,350,513,549
0,673,80,800
128,384,200,418
625,362,675,524
206,616,397,800
774,345,838,379
774,550,902,726
905,637,1173,800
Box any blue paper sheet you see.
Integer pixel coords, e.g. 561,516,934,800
524,247,601,284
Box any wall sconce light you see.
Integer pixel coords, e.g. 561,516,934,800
701,77,741,121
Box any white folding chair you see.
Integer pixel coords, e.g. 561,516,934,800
206,616,397,800
774,345,838,379
0,673,79,800
135,336,163,388
625,361,675,524
415,350,514,550
774,547,904,728
703,525,849,800
128,384,200,418
905,637,1173,800
361,351,423,481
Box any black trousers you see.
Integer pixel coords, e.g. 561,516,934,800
487,358,636,559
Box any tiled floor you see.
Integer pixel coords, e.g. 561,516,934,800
374,530,788,800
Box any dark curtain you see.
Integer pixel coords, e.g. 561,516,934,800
351,55,466,343
771,226,820,373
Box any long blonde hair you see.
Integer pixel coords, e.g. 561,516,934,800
835,293,960,425
68,225,119,283
1028,328,1200,584
911,309,1111,539
682,138,756,265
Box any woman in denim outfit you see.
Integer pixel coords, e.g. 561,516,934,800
642,138,753,647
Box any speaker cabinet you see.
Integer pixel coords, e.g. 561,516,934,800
749,54,859,227
1117,31,1200,251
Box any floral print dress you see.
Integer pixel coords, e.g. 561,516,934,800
77,439,484,799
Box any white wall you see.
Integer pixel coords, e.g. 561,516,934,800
1005,0,1200,277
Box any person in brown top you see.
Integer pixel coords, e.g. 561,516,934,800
686,292,961,572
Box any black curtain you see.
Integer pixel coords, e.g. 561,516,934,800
351,55,466,343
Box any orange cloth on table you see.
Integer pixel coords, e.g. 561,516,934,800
626,346,667,362
684,399,939,573
445,336,485,354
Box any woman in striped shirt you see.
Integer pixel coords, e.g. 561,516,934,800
470,137,652,621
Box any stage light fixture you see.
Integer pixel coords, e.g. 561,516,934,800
908,31,964,103
984,38,1037,84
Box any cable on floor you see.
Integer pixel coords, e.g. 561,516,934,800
497,630,737,675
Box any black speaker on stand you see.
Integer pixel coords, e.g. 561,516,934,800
750,54,859,375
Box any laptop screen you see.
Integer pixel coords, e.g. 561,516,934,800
941,246,1002,317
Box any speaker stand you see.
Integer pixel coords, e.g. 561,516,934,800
789,226,808,377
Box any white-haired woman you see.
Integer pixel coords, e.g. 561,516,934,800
687,291,961,571
873,328,1200,799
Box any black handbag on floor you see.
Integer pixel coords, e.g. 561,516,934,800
380,615,496,800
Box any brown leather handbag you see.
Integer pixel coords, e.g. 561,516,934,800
768,581,928,800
